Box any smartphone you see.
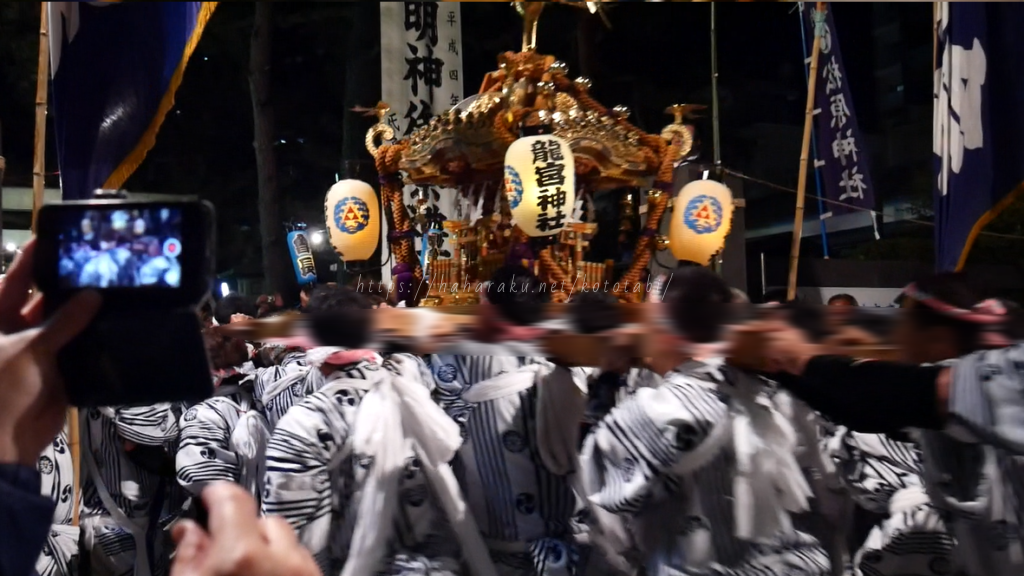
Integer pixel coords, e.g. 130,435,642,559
34,200,215,311
33,200,217,407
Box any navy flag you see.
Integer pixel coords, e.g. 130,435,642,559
934,3,1024,271
801,3,876,218
48,2,217,200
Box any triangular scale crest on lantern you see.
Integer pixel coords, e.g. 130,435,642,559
668,180,734,266
324,180,380,262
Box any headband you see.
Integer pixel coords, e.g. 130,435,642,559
901,283,1010,347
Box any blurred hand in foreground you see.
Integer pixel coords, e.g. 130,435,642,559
0,240,100,466
601,327,640,375
726,321,823,376
823,325,881,353
171,483,319,576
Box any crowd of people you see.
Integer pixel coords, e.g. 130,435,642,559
3,241,1024,576
58,209,182,289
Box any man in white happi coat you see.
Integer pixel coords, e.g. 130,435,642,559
260,284,491,576
822,274,1004,576
177,329,271,505
262,349,484,576
79,402,183,576
34,423,78,576
580,267,830,576
429,266,598,576
744,294,1024,576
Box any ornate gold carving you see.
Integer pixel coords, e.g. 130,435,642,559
400,93,506,186
364,102,395,157
552,106,656,191
366,14,703,299
661,104,704,162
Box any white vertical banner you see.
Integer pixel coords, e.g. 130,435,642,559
380,1,463,281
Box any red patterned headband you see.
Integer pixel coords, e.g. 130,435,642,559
901,283,1010,347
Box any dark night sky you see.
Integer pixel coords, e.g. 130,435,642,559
0,2,933,271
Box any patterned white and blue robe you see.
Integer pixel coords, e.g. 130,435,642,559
176,382,271,506
253,350,382,431
430,342,600,576
262,354,481,576
824,428,954,576
910,346,1024,576
580,358,830,576
79,404,184,576
34,424,79,576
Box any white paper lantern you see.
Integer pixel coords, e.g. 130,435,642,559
324,179,381,261
504,134,575,237
668,180,734,265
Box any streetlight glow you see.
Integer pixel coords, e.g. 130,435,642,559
310,231,323,245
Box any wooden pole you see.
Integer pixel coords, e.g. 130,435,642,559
32,3,49,233
786,1,825,302
69,411,79,527
32,3,78,528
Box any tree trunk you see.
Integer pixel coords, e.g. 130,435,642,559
249,2,292,300
340,1,382,284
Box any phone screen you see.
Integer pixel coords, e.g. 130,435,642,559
57,207,184,289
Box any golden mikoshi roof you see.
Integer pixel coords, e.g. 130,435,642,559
366,49,700,193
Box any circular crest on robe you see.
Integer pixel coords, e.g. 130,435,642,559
436,364,458,383
501,430,526,453
515,492,536,515
38,456,54,475
184,408,198,422
333,196,371,235
505,166,524,210
542,540,567,567
683,195,724,235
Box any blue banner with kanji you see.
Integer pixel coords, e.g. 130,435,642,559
801,4,875,217
48,2,216,200
286,230,318,285
934,3,1024,271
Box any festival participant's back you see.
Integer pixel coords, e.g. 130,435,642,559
580,267,830,576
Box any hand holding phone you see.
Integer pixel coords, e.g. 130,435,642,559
32,199,217,407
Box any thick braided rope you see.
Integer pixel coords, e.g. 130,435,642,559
374,142,423,281
613,140,677,302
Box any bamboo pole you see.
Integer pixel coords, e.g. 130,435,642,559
786,1,825,302
32,3,78,528
32,4,49,233
68,410,79,527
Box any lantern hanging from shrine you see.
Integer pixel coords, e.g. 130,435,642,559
504,134,575,237
668,180,734,265
324,179,380,261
